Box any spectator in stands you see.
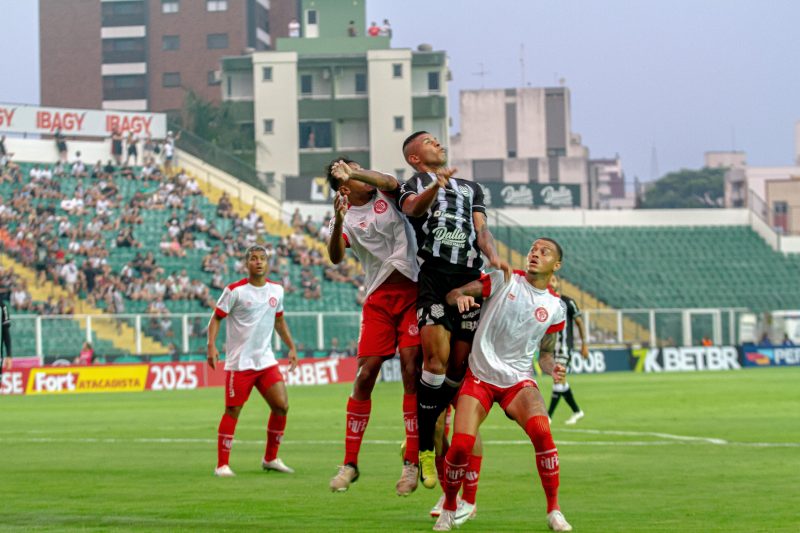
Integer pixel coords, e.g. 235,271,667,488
54,128,68,162
116,226,140,248
143,136,155,162
71,152,88,178
347,20,357,37
782,333,795,346
75,342,94,365
60,257,80,295
701,336,713,347
10,281,32,311
368,21,380,36
111,128,124,165
125,132,139,165
327,337,350,358
758,332,772,346
380,19,392,37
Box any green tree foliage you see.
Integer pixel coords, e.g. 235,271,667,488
178,91,255,166
639,167,725,209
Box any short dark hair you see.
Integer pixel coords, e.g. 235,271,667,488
245,245,268,261
325,156,357,192
538,237,563,261
402,130,428,154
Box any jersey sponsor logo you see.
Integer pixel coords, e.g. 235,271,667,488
431,226,467,248
460,320,477,331
535,306,549,322
269,296,278,308
432,210,467,223
373,199,388,214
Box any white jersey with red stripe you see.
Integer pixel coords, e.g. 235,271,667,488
331,189,419,296
214,278,284,371
469,270,567,388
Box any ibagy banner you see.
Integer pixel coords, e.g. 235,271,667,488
0,103,166,138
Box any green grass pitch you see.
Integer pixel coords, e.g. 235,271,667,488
1,367,798,532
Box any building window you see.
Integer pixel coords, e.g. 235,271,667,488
299,121,332,149
162,0,179,14
102,37,146,63
163,72,181,88
262,67,273,81
207,70,220,85
300,74,313,95
263,119,274,134
392,63,403,78
307,10,317,24
428,71,440,92
207,33,229,50
102,1,145,26
355,72,367,94
264,172,275,184
103,74,146,100
393,116,404,131
162,35,180,51
472,159,504,182
206,0,227,11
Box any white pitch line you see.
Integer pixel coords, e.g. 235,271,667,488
0,434,798,448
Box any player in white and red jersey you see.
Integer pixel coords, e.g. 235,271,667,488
207,245,299,478
432,238,574,532
324,158,423,496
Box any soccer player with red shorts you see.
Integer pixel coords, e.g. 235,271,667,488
325,158,422,495
207,245,299,477
433,238,574,532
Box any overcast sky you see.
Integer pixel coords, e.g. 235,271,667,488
2,0,799,182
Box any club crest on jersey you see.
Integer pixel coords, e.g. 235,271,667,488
373,199,388,214
459,185,471,197
535,306,549,322
269,296,278,307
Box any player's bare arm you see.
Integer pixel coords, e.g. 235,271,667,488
400,168,454,217
539,332,566,382
331,160,399,191
473,212,511,281
206,314,222,370
575,315,589,358
274,314,299,371
327,192,348,264
445,279,485,314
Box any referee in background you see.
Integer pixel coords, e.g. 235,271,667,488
0,283,12,375
547,276,589,425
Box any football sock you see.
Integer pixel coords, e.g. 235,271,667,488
443,432,476,512
525,415,560,513
417,370,445,452
343,397,371,465
562,388,581,413
264,413,287,462
548,391,561,417
461,454,482,505
217,413,238,467
402,393,419,463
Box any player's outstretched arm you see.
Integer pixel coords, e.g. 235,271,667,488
575,316,589,358
274,315,299,371
332,160,399,192
473,212,511,282
206,314,222,370
446,279,484,314
539,333,566,382
327,192,348,264
400,168,454,217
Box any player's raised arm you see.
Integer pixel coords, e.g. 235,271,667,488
206,312,223,370
274,314,298,371
473,212,511,282
400,168,453,217
538,332,565,382
331,159,399,192
327,192,348,264
445,278,484,314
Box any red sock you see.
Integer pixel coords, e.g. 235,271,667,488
436,454,446,486
264,413,287,462
217,413,238,467
402,393,419,463
344,397,371,465
526,415,560,513
461,454,482,505
443,433,475,512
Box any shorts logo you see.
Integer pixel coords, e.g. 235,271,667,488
269,296,278,307
374,199,388,214
535,306,549,322
408,324,419,336
430,304,445,319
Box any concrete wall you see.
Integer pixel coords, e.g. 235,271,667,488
367,49,411,176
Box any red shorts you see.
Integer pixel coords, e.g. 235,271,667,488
358,280,420,357
458,368,538,413
225,365,284,407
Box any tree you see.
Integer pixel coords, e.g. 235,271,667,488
638,167,725,209
178,91,255,166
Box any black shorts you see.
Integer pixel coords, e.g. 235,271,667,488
417,265,482,341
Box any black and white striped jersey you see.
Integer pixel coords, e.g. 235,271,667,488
399,171,486,272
